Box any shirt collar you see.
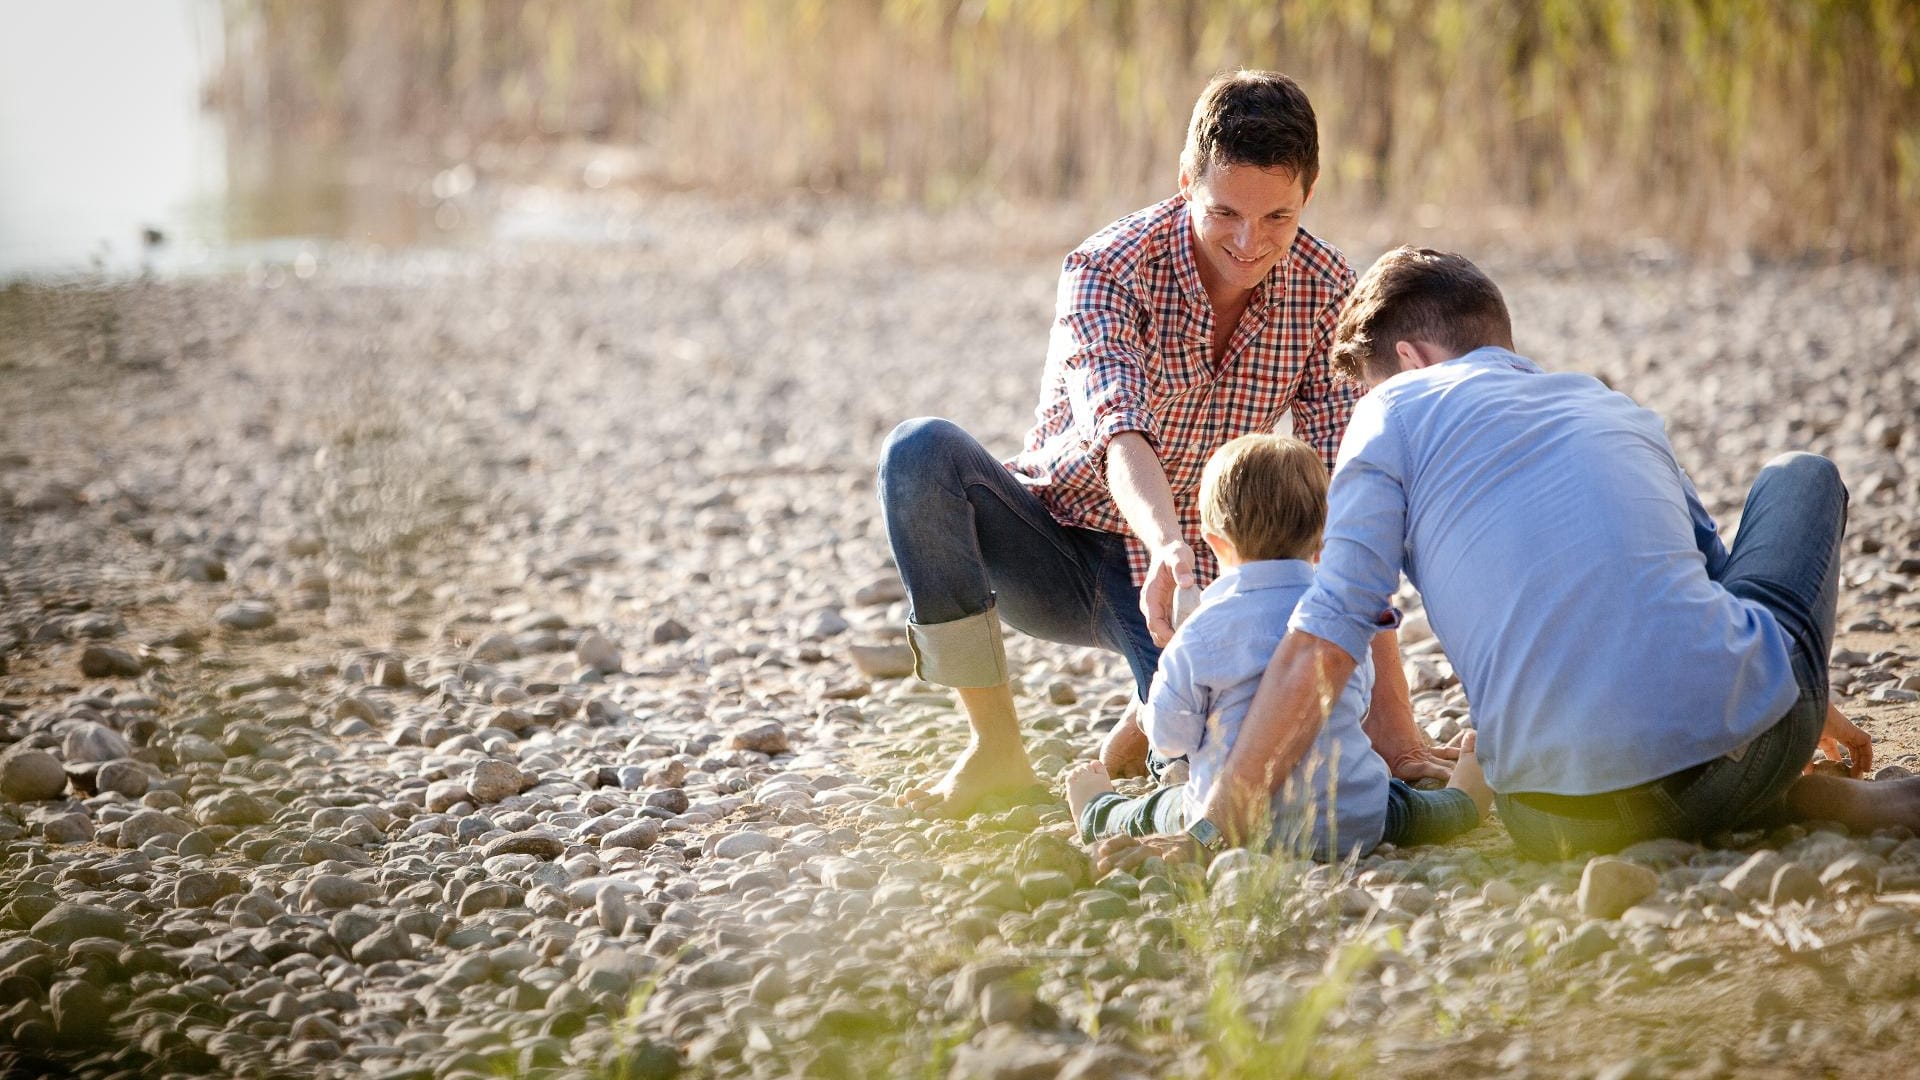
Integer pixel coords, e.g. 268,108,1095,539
1203,558,1317,600
1171,200,1208,308
1448,346,1542,374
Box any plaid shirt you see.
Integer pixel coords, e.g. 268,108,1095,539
1004,195,1359,587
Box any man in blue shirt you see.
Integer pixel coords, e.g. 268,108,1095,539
1109,246,1903,866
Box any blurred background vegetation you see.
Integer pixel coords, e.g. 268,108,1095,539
216,0,1919,263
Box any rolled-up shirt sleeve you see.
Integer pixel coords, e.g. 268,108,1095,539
1141,630,1209,757
1289,392,1409,664
1287,265,1361,473
1050,257,1158,458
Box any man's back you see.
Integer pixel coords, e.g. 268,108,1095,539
1293,347,1797,796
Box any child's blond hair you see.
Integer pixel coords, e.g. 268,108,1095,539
1199,434,1328,561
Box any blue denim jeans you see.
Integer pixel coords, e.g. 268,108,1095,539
1080,779,1477,853
875,418,1161,697
1497,452,1847,860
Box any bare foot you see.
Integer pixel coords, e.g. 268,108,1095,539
1447,731,1494,818
896,739,1040,818
1064,761,1115,825
1099,702,1151,779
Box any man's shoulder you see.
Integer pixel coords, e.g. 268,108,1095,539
1065,196,1184,279
1287,226,1356,298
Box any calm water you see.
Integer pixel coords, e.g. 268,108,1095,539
0,0,499,282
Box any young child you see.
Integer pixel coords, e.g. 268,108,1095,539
1064,434,1491,861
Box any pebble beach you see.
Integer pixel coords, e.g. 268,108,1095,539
2,193,1919,1079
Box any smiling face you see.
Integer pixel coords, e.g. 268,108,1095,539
1180,161,1312,300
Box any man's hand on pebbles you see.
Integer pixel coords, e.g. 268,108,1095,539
1387,742,1462,784
1814,703,1872,778
1093,833,1202,877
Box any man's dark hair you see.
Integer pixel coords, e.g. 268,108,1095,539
1181,70,1319,192
1331,247,1515,383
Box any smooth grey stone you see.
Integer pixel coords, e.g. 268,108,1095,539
177,830,216,858
601,820,661,850
302,875,378,911
0,747,67,802
329,910,381,949
62,722,132,763
424,781,470,813
50,980,114,1044
32,903,131,946
95,759,152,797
575,632,622,674
118,808,192,848
196,791,272,827
466,760,524,804
683,957,751,990
482,832,565,860
712,831,778,859
1722,851,1789,902
1769,863,1823,906
78,645,144,679
174,871,244,908
215,600,277,631
726,722,789,756
351,926,413,964
458,883,525,917
42,812,95,845
1577,857,1660,919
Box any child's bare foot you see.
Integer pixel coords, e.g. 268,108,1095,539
1064,761,1115,825
896,739,1041,818
1098,703,1151,779
1447,731,1494,818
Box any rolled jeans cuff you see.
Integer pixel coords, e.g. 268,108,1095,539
906,607,1008,688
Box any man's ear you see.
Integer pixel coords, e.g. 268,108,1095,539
1177,167,1194,200
1393,340,1423,374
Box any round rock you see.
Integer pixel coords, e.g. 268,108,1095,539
78,645,143,679
215,600,277,631
62,722,131,764
1576,857,1659,919
117,808,192,848
31,903,131,946
466,760,525,804
0,748,67,802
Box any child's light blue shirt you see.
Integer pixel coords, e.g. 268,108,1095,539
1143,558,1391,860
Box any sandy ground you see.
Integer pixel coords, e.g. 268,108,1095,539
1,192,1919,1079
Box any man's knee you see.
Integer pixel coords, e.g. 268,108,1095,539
1761,451,1845,497
877,417,969,502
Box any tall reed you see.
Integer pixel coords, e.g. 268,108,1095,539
216,0,1920,263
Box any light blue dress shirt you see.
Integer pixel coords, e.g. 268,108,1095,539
1289,347,1797,796
1143,559,1391,860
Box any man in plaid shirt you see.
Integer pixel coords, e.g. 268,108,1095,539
877,71,1452,816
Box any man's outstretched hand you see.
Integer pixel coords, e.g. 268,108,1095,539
1140,540,1197,647
1814,702,1872,778
1093,833,1202,877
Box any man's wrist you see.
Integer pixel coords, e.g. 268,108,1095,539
1185,816,1228,854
